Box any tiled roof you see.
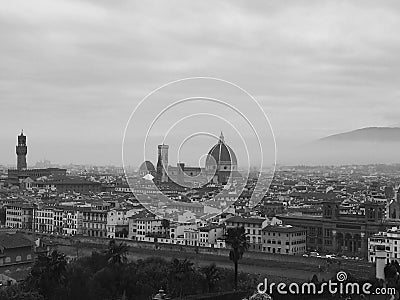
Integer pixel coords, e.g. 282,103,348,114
226,216,266,224
262,225,305,233
0,233,33,249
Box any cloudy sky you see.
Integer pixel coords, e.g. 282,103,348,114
1,0,400,167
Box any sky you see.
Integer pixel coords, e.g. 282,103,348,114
1,0,400,167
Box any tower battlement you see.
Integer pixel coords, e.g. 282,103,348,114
16,131,27,170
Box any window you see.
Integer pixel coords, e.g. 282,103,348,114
5,257,11,263
16,256,21,262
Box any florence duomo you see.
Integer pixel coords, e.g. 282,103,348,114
139,132,240,188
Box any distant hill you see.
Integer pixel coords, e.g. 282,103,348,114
318,127,400,143
283,127,400,165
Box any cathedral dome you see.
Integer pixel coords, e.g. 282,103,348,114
205,133,238,184
206,134,237,166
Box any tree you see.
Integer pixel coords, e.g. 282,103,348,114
105,239,129,265
0,284,44,300
26,250,68,299
168,258,198,297
63,263,91,300
200,263,220,293
225,226,249,290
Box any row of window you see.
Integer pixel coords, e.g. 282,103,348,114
0,254,32,265
263,232,305,237
263,239,306,245
262,246,306,254
83,223,105,229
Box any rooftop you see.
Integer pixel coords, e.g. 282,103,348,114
0,233,33,249
226,216,266,224
262,225,305,233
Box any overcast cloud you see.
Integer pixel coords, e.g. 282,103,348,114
1,0,400,166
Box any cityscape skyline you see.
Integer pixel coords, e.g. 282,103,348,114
2,1,400,299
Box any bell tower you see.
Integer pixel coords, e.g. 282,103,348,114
16,130,27,170
156,144,169,183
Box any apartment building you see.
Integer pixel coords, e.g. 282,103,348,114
184,228,199,246
62,207,83,236
199,225,224,247
225,216,270,251
128,216,169,241
5,203,34,230
261,225,307,255
33,207,54,233
53,207,64,234
82,208,107,237
368,227,400,263
106,208,137,238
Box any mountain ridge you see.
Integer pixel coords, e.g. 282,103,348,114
318,126,400,143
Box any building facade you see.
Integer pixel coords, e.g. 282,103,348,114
279,200,388,257
5,203,33,230
225,216,269,251
261,225,306,255
368,227,400,263
82,208,107,237
0,233,34,267
34,207,55,233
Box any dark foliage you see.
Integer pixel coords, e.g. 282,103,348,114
0,240,260,300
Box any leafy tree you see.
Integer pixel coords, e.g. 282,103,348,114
124,257,170,299
0,284,44,300
168,258,199,297
88,265,124,300
225,226,250,290
26,250,68,299
63,263,91,300
78,250,108,273
200,263,220,293
105,239,128,265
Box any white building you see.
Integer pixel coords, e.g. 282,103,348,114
106,208,137,238
184,228,199,246
128,216,168,241
62,207,83,236
225,216,270,251
5,203,33,230
34,207,55,233
261,225,307,255
169,222,197,242
199,225,224,247
368,227,400,263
